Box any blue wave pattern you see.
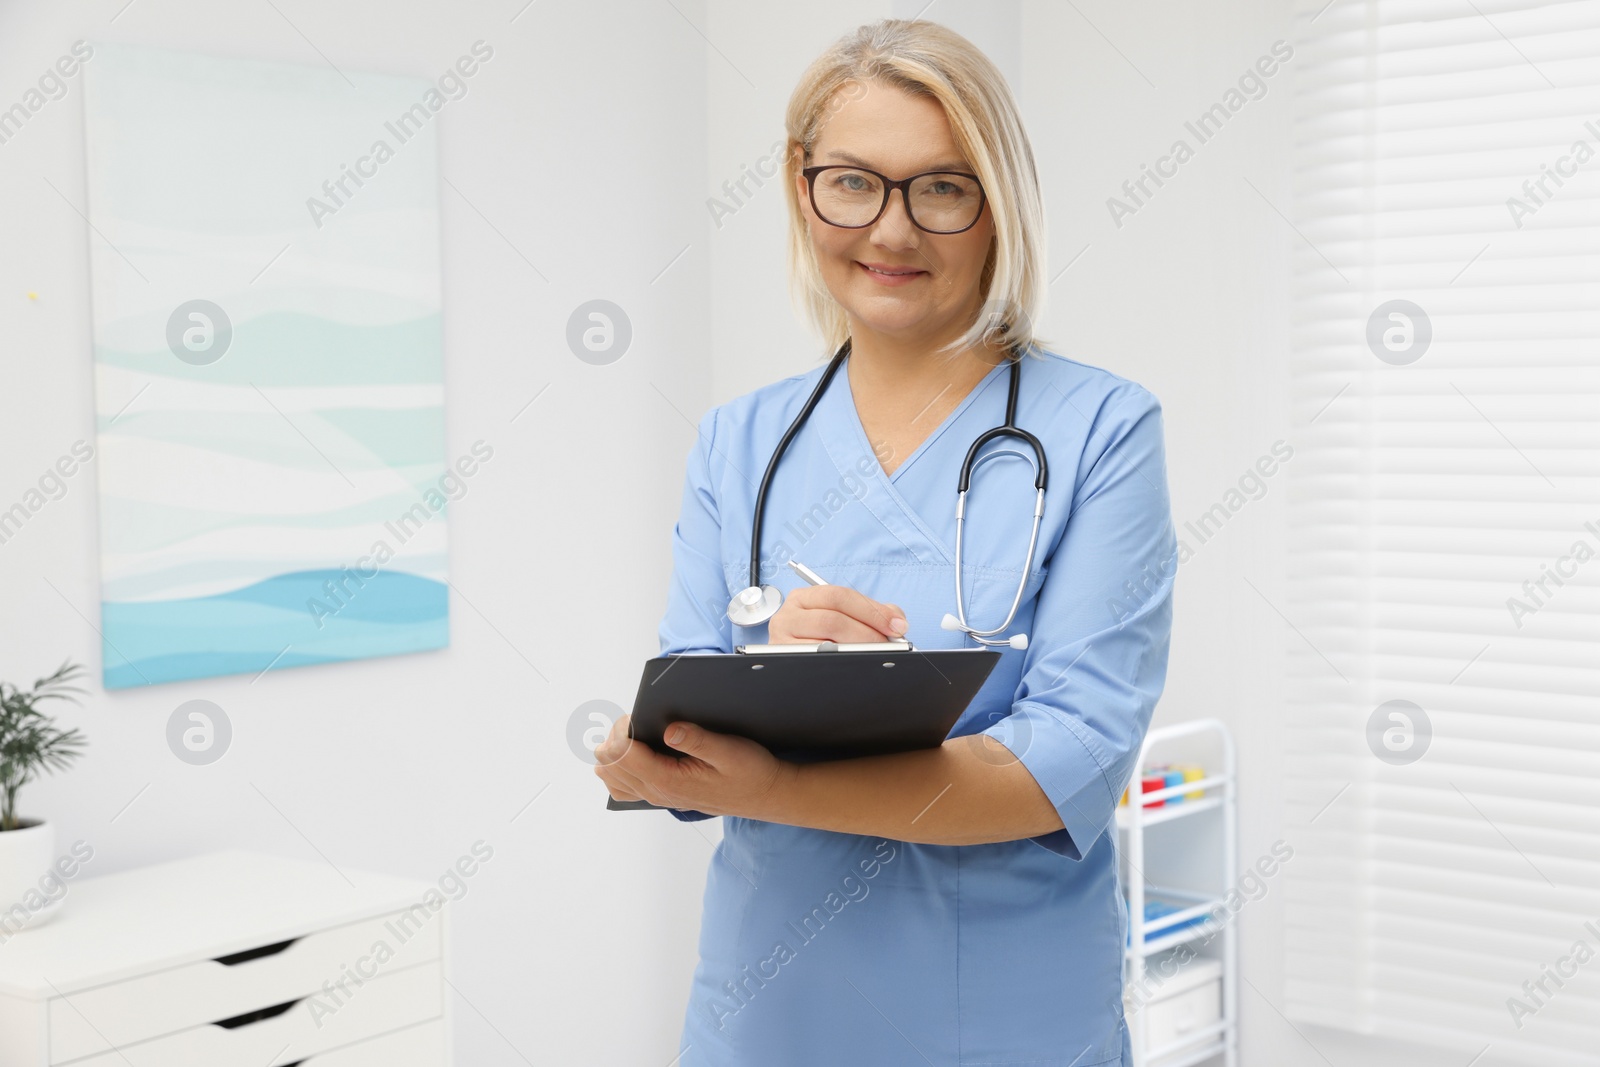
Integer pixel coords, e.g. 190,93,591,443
84,43,449,691
103,570,448,689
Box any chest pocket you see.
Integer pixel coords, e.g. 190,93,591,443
956,564,1046,635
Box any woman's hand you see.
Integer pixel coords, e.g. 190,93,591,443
593,712,797,819
768,584,908,643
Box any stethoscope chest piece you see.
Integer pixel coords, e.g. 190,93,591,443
727,584,783,627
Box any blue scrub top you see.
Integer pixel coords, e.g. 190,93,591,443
659,347,1177,1067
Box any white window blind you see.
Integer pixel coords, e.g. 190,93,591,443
1285,1,1600,1063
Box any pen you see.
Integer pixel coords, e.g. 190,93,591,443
786,559,829,586
787,559,912,645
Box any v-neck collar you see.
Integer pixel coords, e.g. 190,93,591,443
838,353,1011,485
806,351,1012,566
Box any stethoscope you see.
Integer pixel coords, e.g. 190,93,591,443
726,339,1048,650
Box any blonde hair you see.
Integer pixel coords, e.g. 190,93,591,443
783,19,1047,360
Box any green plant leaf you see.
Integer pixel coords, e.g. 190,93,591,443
1,660,89,831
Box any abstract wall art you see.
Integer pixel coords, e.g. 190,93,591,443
82,42,453,689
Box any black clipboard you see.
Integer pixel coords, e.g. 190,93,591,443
605,645,1001,811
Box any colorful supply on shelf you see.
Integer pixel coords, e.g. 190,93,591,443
1119,761,1208,807
1126,898,1210,945
1141,772,1167,807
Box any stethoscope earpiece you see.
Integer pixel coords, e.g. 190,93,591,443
943,613,1028,650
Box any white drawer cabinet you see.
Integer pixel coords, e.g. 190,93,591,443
300,1019,447,1065
1127,954,1223,1061
0,850,452,1067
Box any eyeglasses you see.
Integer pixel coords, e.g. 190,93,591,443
801,164,987,234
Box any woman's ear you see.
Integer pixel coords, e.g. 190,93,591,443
794,167,813,223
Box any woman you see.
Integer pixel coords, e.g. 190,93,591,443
596,18,1176,1067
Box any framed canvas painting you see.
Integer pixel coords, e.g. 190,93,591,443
82,42,450,689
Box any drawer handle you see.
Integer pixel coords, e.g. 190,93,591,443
214,938,299,966
214,998,301,1029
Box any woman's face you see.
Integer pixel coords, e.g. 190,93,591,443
796,79,995,347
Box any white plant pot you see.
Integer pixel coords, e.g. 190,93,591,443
0,819,62,933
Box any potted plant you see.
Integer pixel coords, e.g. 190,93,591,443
1,661,87,929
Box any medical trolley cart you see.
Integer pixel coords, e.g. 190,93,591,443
1118,719,1238,1067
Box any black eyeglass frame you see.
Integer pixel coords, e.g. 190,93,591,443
800,164,988,235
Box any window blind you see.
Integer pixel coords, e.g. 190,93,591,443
1284,1,1600,1063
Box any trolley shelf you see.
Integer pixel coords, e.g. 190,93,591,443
1116,793,1224,829
1150,1037,1228,1067
1117,718,1237,1067
1127,922,1222,959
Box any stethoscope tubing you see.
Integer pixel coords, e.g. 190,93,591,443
733,338,1047,646
951,461,1045,639
746,343,850,595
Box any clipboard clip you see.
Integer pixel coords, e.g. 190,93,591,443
733,639,915,654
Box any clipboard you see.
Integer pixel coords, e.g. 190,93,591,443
604,643,1001,811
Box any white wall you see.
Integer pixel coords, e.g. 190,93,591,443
0,1,711,1063
1019,4,1297,1064
1018,2,1455,1064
